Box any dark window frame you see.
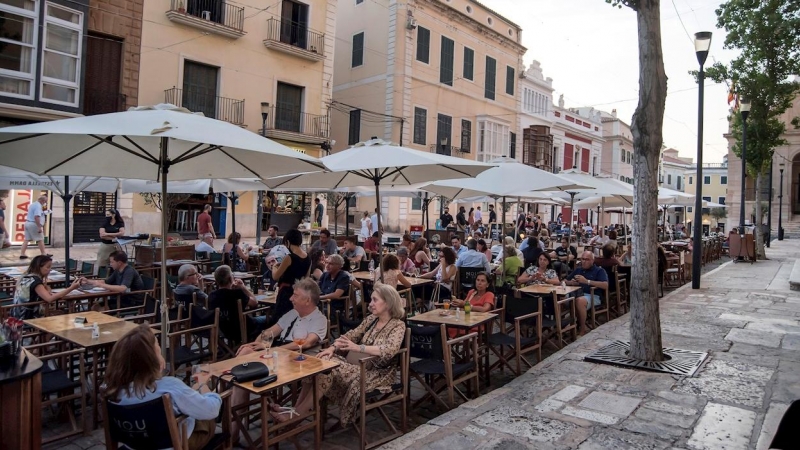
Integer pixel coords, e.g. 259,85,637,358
413,107,427,145
352,32,364,67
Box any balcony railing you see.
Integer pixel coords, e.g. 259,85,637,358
260,105,329,142
429,144,469,157
83,91,127,115
167,0,246,38
165,87,244,125
263,18,325,61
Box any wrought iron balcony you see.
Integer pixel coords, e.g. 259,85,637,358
166,0,246,39
263,18,325,62
259,105,329,144
428,144,470,157
83,91,127,116
164,87,244,125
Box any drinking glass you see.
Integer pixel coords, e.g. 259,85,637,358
443,299,451,311
261,330,274,355
191,363,210,385
294,332,308,361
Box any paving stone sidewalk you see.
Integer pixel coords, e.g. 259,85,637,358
382,240,800,450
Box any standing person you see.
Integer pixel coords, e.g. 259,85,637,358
370,208,384,235
439,207,454,230
268,229,310,324
359,212,372,243
488,204,497,224
196,204,215,240
467,207,475,233
0,197,10,248
474,206,483,233
456,206,467,232
96,208,125,274
314,198,324,226
20,194,49,259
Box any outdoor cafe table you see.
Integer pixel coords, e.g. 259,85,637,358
407,309,497,387
517,285,581,296
24,311,140,426
51,286,114,312
208,347,340,450
350,271,435,287
255,291,276,305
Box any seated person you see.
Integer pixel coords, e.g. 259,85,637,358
495,236,525,265
84,250,144,307
621,243,633,265
209,265,264,342
375,254,412,289
105,325,222,450
341,236,366,269
401,234,414,251
363,232,381,258
494,245,523,287
553,237,578,269
318,255,352,309
594,243,620,269
308,248,325,282
195,234,216,254
173,264,207,309
262,225,283,251
270,284,406,427
565,251,608,335
518,253,560,286
396,247,416,274
12,255,82,320
311,229,339,256
455,238,491,272
451,272,495,312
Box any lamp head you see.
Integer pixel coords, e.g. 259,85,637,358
780,162,785,169
260,102,270,115
740,97,751,121
694,31,713,66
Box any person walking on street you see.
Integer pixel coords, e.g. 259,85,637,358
20,194,49,259
314,198,324,226
0,198,11,249
196,204,215,240
359,212,371,243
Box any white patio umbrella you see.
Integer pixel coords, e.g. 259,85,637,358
0,165,120,281
0,104,325,347
264,138,493,281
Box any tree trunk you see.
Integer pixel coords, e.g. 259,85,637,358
629,0,666,362
754,172,767,259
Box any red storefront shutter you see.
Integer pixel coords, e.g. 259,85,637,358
563,144,574,170
581,148,590,172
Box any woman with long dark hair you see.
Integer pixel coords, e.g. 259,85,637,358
96,208,124,273
222,232,248,272
104,325,222,450
268,229,310,323
12,255,81,319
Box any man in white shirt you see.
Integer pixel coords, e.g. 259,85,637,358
474,206,483,232
195,235,216,254
20,195,49,259
370,208,384,235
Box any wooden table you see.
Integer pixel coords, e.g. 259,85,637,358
518,285,581,296
51,287,114,312
25,311,139,427
208,347,339,450
350,271,435,286
0,349,43,450
202,272,255,282
408,310,497,386
255,292,276,305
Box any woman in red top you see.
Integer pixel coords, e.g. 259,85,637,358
452,272,495,312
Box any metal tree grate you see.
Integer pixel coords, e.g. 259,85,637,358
584,340,708,377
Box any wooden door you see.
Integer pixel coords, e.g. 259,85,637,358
83,33,123,115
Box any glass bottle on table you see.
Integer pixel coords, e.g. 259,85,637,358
463,297,472,315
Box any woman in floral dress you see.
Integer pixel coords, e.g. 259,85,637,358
272,283,406,426
518,252,560,286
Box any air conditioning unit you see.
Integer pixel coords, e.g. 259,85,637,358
201,10,211,20
406,18,417,29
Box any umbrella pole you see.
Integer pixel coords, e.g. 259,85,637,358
62,176,73,284
229,192,238,237
160,137,170,358
501,196,506,284
568,192,576,243
333,195,338,236
345,194,351,237
256,191,263,244
374,177,384,283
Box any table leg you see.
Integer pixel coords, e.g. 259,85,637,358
314,375,321,450
483,324,490,388
261,395,270,450
91,347,99,428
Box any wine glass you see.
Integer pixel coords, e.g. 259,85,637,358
261,330,274,356
294,332,308,361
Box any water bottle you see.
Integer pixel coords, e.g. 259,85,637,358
561,280,567,290
92,322,100,340
368,260,375,278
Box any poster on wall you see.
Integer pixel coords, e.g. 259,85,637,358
409,225,423,241
6,190,51,245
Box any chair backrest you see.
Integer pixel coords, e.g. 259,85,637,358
141,275,156,292
601,266,617,293
97,266,109,279
358,260,370,272
81,261,94,275
173,291,196,311
408,324,445,360
144,295,159,317
195,251,209,261
508,290,540,323
458,266,482,294
190,303,217,329
103,394,181,450
68,258,78,270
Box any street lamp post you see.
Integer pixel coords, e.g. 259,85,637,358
767,157,773,247
257,102,270,243
692,31,712,289
737,98,751,261
779,163,785,240
260,102,269,136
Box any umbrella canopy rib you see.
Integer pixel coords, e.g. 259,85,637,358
171,142,209,163
120,135,158,160
93,135,159,163
43,138,113,174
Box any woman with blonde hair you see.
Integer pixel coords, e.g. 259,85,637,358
104,325,222,450
272,283,406,427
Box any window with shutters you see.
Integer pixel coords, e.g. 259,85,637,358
413,107,427,145
509,132,516,159
348,109,361,145
667,174,672,185
351,32,364,67
463,47,474,81
704,175,711,184
461,119,471,152
484,56,496,100
416,27,430,63
411,193,423,210
720,176,727,184
440,36,454,86
183,60,219,119
505,66,515,95
437,114,452,154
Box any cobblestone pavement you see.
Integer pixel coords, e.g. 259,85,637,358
377,240,800,450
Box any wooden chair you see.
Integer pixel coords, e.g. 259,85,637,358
80,261,94,276
610,269,628,317
487,293,542,375
167,304,219,379
541,292,577,349
102,392,232,450
588,285,611,329
457,267,483,299
218,299,269,358
23,343,88,444
408,324,479,411
351,328,410,450
321,285,352,337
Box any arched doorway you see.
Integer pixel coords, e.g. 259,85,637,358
792,154,800,215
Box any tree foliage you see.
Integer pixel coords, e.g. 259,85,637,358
139,193,192,230
703,0,800,256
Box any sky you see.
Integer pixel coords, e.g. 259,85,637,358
482,0,738,164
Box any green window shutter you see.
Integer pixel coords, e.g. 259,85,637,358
506,65,515,95
485,56,496,100
463,47,474,81
440,36,454,86
416,27,430,63
413,107,427,145
352,32,364,67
